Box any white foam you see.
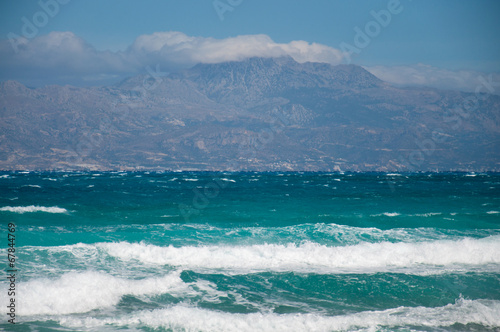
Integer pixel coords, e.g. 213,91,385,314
371,212,443,218
0,205,68,214
383,212,400,217
220,178,236,182
0,174,10,179
487,211,499,214
23,184,42,188
100,236,500,274
57,299,500,331
371,212,401,217
16,271,191,315
183,178,199,182
412,212,442,217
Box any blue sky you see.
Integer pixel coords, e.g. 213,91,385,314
0,0,499,89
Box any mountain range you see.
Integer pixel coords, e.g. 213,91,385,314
0,56,499,171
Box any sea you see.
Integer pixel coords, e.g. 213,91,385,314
0,171,499,331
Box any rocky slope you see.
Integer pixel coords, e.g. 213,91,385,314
0,57,499,171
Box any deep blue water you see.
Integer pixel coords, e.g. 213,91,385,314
1,171,499,331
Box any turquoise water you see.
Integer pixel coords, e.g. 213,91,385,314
1,171,499,331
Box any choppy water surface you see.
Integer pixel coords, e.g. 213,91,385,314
1,171,499,331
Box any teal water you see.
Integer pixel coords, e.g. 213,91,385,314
1,171,499,331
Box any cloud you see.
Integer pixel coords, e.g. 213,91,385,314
0,31,343,86
129,31,343,66
2,31,498,94
364,64,500,95
0,31,131,86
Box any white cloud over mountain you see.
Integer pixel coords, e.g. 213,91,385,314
0,32,129,84
1,30,497,94
129,32,343,66
0,31,343,85
365,64,500,94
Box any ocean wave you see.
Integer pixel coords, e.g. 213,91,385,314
22,184,42,188
11,223,499,251
370,212,448,218
412,212,442,217
99,236,500,274
371,212,401,217
14,271,195,315
56,298,500,331
0,205,68,214
218,223,499,246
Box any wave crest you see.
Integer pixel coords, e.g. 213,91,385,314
99,236,500,274
0,205,68,214
58,299,500,331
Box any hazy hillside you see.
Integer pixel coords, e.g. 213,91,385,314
1,57,499,171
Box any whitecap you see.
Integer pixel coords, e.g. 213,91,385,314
371,212,401,217
57,299,500,332
16,271,191,316
412,212,442,217
99,236,500,275
0,205,68,214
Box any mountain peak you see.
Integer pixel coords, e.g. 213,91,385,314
0,80,31,95
1,57,499,171
170,57,384,106
0,80,26,89
239,55,297,66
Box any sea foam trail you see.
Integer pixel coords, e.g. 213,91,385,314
0,205,67,214
57,299,500,332
13,271,198,315
21,223,500,246
101,236,500,274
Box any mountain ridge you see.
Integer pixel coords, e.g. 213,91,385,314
0,57,499,171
